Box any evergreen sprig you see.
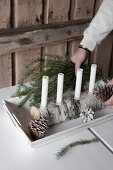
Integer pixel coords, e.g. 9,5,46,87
56,137,99,159
12,53,106,107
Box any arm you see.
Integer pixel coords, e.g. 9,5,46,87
105,79,113,109
71,0,113,73
81,0,113,52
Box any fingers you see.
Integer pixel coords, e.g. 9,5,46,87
108,78,113,85
109,105,113,109
70,48,87,75
104,95,113,106
75,62,81,75
105,82,113,109
70,55,74,63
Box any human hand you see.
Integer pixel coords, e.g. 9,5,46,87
104,78,113,109
70,48,87,74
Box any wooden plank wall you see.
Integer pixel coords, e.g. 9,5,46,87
109,50,113,78
0,0,112,88
13,0,42,84
0,1,12,88
43,0,70,56
68,0,95,56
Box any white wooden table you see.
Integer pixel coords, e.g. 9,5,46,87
90,119,113,152
0,86,113,170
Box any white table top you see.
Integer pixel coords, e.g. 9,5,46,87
91,119,113,152
0,86,113,170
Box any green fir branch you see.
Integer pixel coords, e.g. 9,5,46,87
56,138,99,159
12,53,106,107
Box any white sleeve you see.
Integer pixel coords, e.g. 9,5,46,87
80,0,113,52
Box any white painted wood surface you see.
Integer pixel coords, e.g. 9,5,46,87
0,85,113,170
90,116,113,152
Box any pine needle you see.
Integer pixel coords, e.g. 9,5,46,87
56,138,99,159
12,53,106,107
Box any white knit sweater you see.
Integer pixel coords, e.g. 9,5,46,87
80,0,113,52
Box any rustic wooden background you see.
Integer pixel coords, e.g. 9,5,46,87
0,0,112,88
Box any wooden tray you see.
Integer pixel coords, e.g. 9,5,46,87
2,97,113,148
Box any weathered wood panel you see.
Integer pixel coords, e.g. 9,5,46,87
70,0,95,20
68,39,82,56
15,49,40,83
43,0,70,56
13,0,42,27
0,0,12,88
48,0,70,23
94,0,103,14
13,0,42,84
69,0,95,58
0,20,89,56
0,54,12,88
109,48,113,78
94,35,113,77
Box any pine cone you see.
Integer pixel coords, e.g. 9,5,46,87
80,107,95,123
28,116,48,140
93,85,113,102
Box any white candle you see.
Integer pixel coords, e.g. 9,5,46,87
56,73,64,105
89,64,97,93
74,69,83,100
40,76,49,108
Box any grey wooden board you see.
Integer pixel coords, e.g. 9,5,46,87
0,20,89,56
90,116,113,152
0,85,113,170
